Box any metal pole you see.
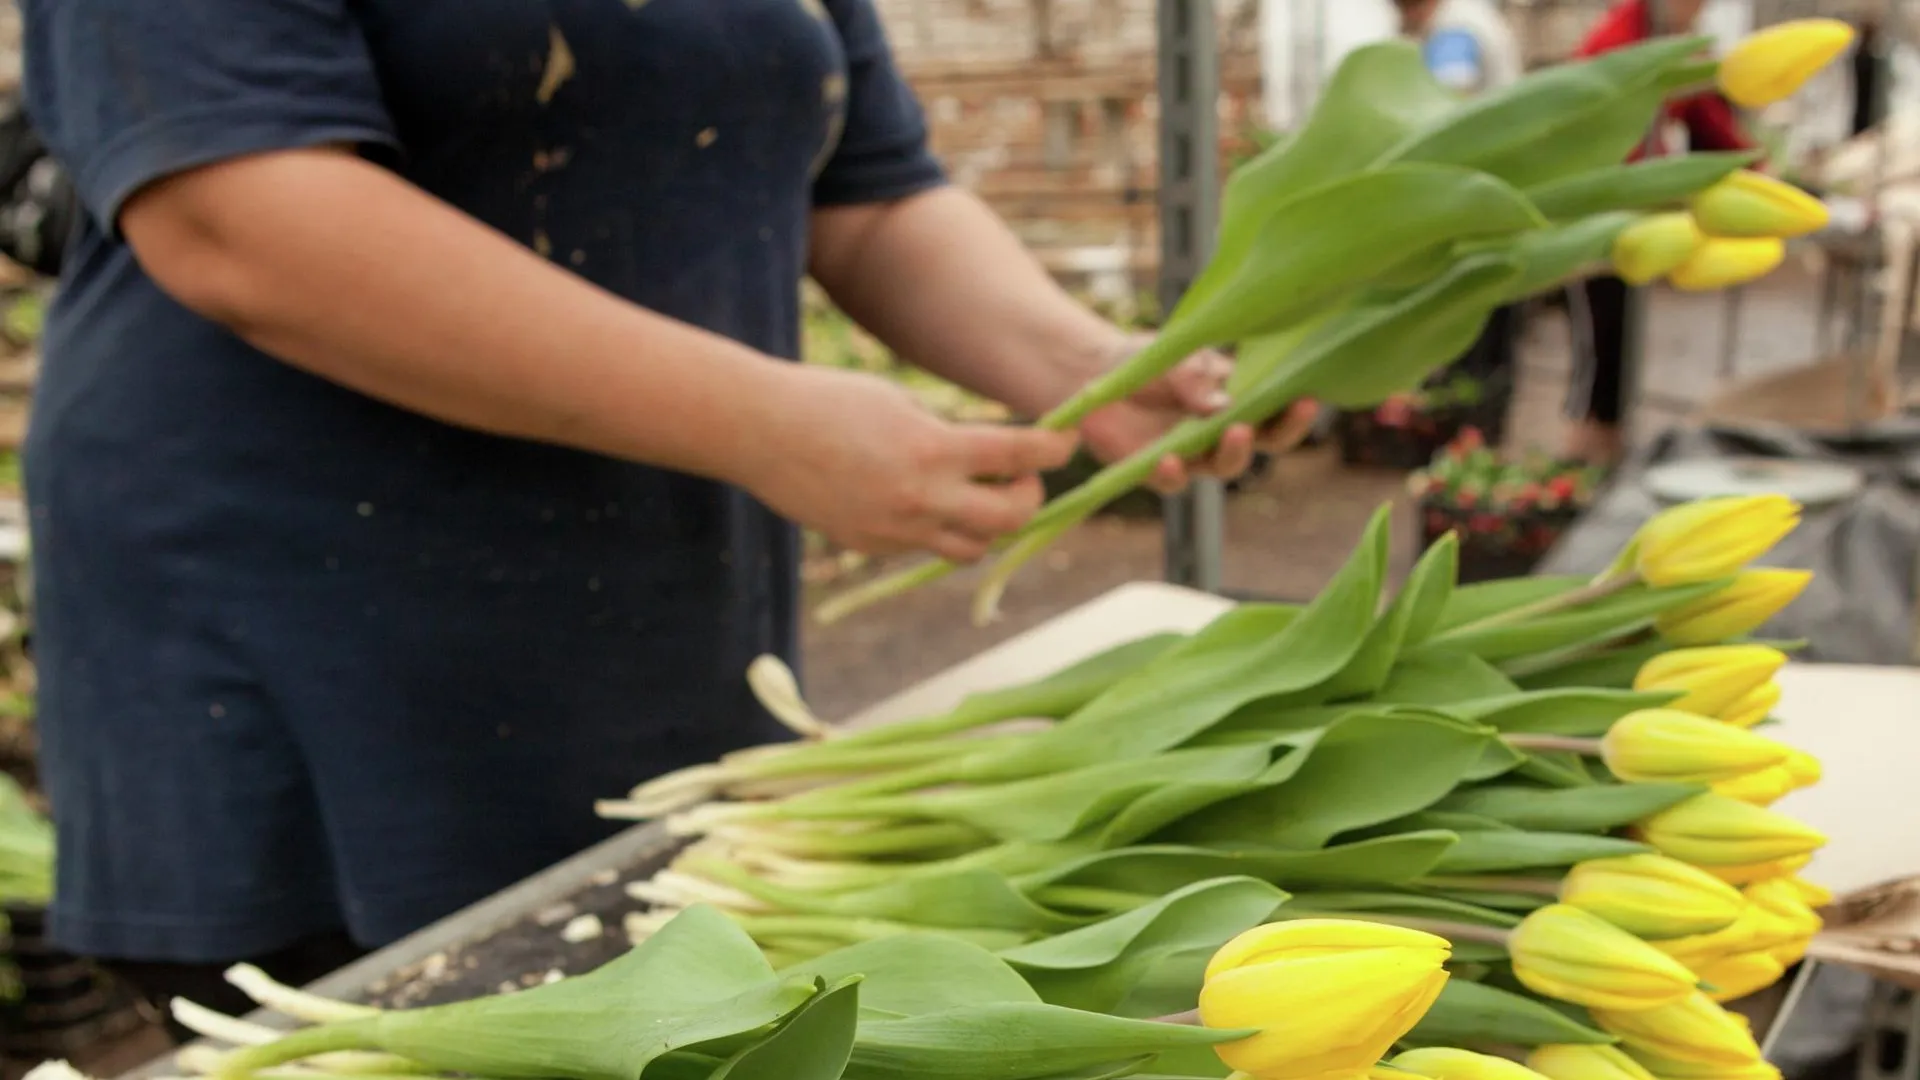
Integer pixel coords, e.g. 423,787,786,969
1156,0,1225,592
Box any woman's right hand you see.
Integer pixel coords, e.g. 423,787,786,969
743,365,1078,563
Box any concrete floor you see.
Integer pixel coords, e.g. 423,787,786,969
801,256,1856,718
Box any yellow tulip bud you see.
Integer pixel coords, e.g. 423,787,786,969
1718,19,1856,109
1634,794,1827,867
1745,879,1823,937
1786,876,1833,909
1710,765,1795,806
1601,709,1791,784
1625,1046,1782,1080
1528,1045,1657,1080
1629,497,1800,589
1507,904,1699,1011
1200,920,1451,1080
1693,950,1786,1003
1701,853,1811,887
1717,682,1781,730
1669,237,1786,292
1394,1048,1552,1080
1633,646,1787,722
1560,855,1746,939
1655,900,1795,970
1656,570,1813,647
1782,749,1821,787
1594,992,1762,1068
1613,213,1706,287
1769,934,1812,967
1691,172,1829,240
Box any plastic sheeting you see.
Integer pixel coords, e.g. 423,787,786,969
1535,420,1920,666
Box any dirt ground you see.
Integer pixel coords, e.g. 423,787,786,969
800,255,1859,717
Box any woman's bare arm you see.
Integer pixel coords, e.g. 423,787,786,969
117,146,1074,561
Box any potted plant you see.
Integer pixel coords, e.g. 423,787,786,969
1334,365,1515,471
1408,428,1605,583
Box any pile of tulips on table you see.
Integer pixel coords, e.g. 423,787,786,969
100,19,1858,1080
150,490,1827,1080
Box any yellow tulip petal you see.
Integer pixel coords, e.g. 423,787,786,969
1718,19,1857,109
1528,1044,1657,1080
1669,237,1786,292
1656,571,1812,647
1595,992,1762,1067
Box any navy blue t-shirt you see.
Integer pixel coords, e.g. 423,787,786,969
22,0,945,959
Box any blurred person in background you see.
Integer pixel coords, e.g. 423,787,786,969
1393,0,1526,406
1565,0,1757,465
1851,15,1890,138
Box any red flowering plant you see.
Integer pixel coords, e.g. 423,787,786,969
1409,429,1605,571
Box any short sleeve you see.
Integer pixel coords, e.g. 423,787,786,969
21,0,399,229
813,0,947,207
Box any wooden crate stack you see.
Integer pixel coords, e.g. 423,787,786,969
877,0,1264,292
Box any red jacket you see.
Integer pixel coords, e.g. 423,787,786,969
1577,0,1754,160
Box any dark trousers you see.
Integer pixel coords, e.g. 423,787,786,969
1568,274,1628,426
102,930,367,1044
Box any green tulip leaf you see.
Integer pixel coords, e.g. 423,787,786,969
1499,212,1642,297
1516,752,1600,789
782,935,1041,1017
212,906,818,1080
1167,710,1497,848
1371,650,1523,705
707,976,862,1080
1000,877,1287,1012
1455,688,1678,736
1433,888,1556,914
1028,832,1462,895
1436,781,1703,832
1289,889,1522,928
1467,740,1528,781
809,743,1275,843
1322,532,1460,699
1511,641,1672,691
1526,152,1760,219
690,859,1085,934
1436,577,1591,634
842,1003,1238,1080
1407,979,1615,1048
1393,36,1711,188
1430,830,1653,873
1294,254,1527,409
976,511,1395,780
1179,165,1542,351
1422,581,1728,662
1366,811,1519,835
1182,40,1457,322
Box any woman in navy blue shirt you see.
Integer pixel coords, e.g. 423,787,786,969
21,0,1302,1030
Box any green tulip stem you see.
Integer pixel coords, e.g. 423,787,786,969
1433,570,1640,641
814,558,959,626
1502,734,1604,756
1153,1009,1203,1026
214,1021,385,1080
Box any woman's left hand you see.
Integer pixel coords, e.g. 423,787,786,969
1080,342,1321,495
